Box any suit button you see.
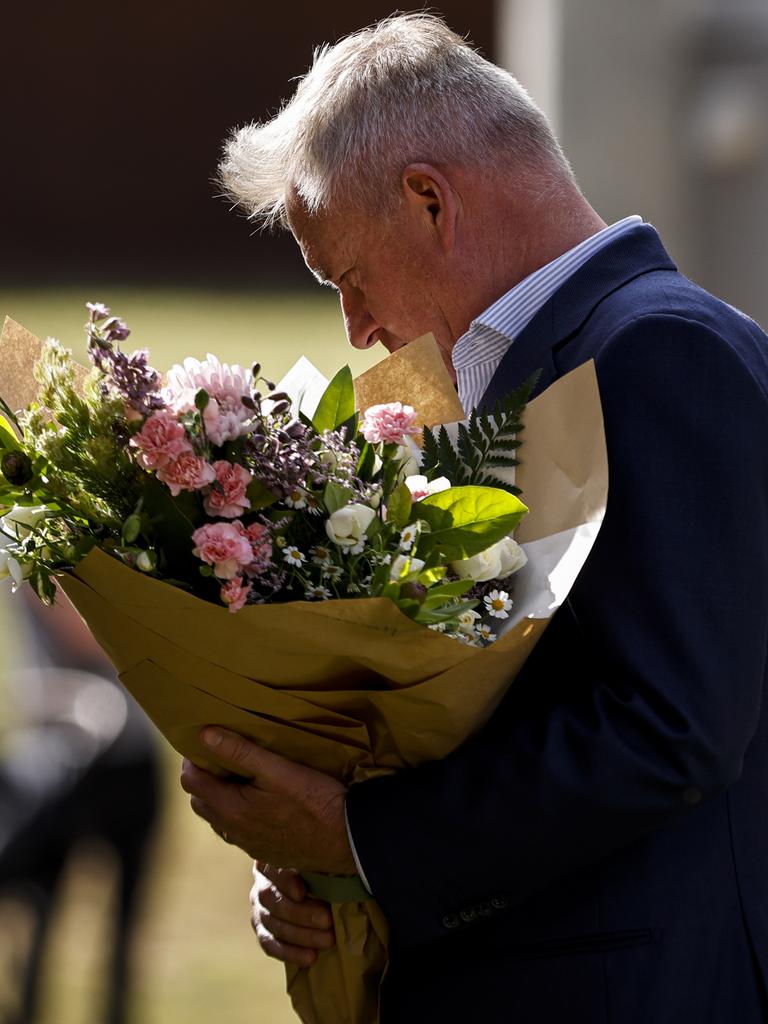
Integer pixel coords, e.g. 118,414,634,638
442,914,460,929
490,896,508,910
460,908,476,923
476,902,493,917
683,787,702,806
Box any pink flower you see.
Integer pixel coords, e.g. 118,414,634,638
220,575,250,613
163,354,253,446
361,402,420,445
156,452,216,496
243,521,272,576
203,461,252,519
131,411,192,470
192,521,254,579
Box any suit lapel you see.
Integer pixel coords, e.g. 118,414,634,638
478,225,677,411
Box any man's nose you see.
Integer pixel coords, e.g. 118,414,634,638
339,288,380,350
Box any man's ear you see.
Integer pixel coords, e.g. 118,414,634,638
401,163,458,254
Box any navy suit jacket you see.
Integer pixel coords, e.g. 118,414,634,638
346,225,768,1023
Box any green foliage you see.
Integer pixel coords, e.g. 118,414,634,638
420,370,540,495
0,414,20,450
416,485,529,561
323,481,353,514
141,476,203,579
245,479,279,511
312,366,355,433
387,482,413,530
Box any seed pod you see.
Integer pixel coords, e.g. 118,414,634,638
400,581,428,603
1,450,33,486
122,514,141,544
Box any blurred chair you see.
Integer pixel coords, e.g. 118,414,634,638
0,590,161,1024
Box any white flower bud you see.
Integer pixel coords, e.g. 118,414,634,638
390,554,426,579
2,504,47,540
0,550,32,588
451,535,528,583
325,504,376,548
136,550,157,572
497,537,527,578
451,543,504,582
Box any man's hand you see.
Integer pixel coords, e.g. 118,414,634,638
179,727,356,875
251,861,336,967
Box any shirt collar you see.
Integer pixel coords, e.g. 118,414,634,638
452,215,643,371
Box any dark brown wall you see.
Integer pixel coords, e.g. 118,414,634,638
2,3,495,284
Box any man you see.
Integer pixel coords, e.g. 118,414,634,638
180,14,768,1022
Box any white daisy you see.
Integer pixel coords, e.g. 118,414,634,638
348,538,366,555
457,609,482,635
305,494,322,515
484,589,513,619
428,622,447,633
399,524,418,551
283,545,305,567
477,623,497,642
304,584,331,600
285,488,308,509
310,545,332,567
323,565,343,581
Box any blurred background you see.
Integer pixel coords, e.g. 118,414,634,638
1,0,766,1021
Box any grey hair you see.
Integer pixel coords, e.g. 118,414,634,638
217,12,573,228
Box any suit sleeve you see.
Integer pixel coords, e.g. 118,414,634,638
345,313,768,947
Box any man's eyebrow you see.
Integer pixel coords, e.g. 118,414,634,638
308,263,336,287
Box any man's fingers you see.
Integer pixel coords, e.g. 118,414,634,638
258,907,335,952
199,727,298,786
255,925,319,968
258,862,307,902
258,880,333,931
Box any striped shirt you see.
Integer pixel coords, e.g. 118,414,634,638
452,216,643,412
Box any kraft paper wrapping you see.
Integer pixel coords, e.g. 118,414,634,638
4,320,607,1024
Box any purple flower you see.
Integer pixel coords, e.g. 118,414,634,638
102,317,131,342
89,345,165,417
86,301,111,321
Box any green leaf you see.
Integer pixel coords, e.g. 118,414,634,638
418,485,528,560
356,442,376,480
323,481,353,514
246,479,280,511
387,482,413,530
312,366,355,433
142,475,203,579
0,415,20,451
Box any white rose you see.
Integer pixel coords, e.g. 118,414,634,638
451,543,504,582
2,504,47,540
390,554,426,580
325,504,377,548
497,537,527,578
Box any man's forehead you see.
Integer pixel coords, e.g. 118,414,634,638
287,200,351,284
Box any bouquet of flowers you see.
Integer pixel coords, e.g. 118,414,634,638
0,307,608,1024
0,303,531,641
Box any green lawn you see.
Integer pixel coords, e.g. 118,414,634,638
0,287,382,1024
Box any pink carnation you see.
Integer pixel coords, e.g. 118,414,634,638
243,521,272,576
361,402,419,445
156,452,216,496
131,411,192,470
203,461,252,519
192,521,254,579
220,575,250,613
163,354,253,447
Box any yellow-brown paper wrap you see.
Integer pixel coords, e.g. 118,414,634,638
4,320,606,1024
